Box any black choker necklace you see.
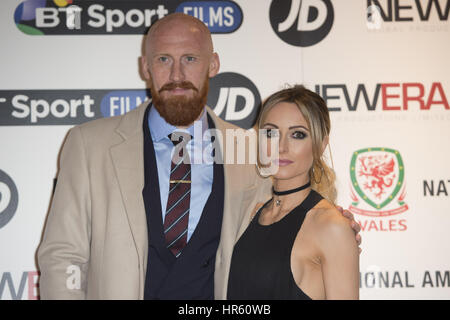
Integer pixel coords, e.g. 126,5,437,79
272,181,311,206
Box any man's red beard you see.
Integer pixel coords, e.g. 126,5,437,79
150,75,209,127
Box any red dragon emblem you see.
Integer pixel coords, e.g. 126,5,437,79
358,155,396,199
349,147,408,217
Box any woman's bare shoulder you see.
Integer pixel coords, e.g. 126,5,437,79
309,200,353,240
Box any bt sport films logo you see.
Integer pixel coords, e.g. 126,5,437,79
349,147,409,232
0,72,261,129
14,0,243,35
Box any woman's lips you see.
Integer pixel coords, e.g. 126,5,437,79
274,159,293,166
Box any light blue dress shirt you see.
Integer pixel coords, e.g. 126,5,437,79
148,105,213,242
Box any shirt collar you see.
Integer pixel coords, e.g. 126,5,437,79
148,104,209,142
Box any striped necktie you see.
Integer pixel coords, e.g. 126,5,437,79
164,132,192,258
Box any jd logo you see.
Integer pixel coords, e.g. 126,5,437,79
207,72,261,129
0,170,19,229
349,147,408,217
269,0,334,47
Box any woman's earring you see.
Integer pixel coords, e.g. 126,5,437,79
256,164,272,178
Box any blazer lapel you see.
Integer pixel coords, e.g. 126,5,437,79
207,107,252,298
205,108,236,257
109,103,149,282
208,107,273,299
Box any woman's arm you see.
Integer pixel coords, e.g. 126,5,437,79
317,210,360,299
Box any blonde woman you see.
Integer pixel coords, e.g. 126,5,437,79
227,85,359,300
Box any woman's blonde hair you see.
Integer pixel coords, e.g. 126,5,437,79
257,84,337,203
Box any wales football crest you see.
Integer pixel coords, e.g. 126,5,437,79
349,147,408,217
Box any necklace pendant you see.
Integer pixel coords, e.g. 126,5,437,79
275,199,281,207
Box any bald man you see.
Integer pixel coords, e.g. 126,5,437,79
38,13,360,300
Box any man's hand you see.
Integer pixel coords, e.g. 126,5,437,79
336,205,362,254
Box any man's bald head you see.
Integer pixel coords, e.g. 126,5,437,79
144,13,214,55
140,13,220,127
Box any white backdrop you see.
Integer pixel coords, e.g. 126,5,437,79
0,0,449,299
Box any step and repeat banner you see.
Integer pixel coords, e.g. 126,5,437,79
0,0,449,300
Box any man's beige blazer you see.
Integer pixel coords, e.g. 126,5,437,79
37,101,272,300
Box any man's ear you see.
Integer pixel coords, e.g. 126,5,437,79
141,56,151,81
321,135,329,156
208,52,220,78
